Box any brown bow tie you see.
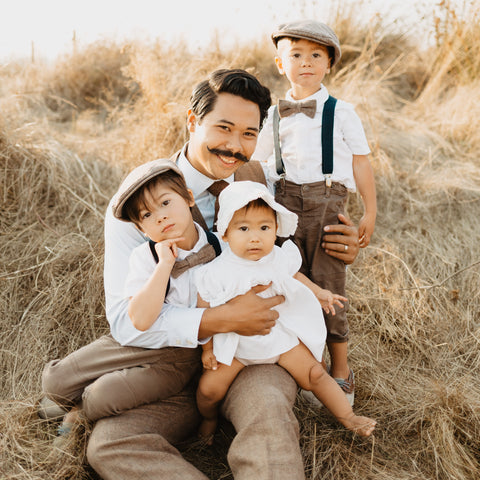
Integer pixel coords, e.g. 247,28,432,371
278,99,317,119
170,243,217,278
207,180,229,231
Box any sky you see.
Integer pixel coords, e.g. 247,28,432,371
0,0,444,62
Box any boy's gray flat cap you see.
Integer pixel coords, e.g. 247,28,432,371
272,20,341,66
112,158,184,221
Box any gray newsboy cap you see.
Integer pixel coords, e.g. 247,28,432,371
272,20,341,67
112,158,184,221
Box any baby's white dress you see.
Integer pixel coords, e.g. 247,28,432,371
194,240,327,366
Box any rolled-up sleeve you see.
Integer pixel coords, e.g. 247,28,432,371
110,301,205,349
159,304,206,347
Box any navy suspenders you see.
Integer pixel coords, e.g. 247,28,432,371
273,95,337,187
148,230,221,295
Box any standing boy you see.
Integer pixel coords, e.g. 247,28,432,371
253,21,377,404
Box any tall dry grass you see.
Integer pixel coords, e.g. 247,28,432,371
1,2,479,479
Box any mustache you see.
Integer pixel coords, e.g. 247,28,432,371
207,147,249,163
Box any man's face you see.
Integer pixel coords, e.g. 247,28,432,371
186,92,261,180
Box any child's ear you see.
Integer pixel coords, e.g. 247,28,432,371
187,109,197,133
275,56,285,75
187,188,195,208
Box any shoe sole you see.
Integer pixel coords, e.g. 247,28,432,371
299,389,355,408
38,397,67,420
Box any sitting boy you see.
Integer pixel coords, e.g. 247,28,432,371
41,159,219,432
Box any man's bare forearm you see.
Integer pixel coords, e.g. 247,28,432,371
198,303,240,339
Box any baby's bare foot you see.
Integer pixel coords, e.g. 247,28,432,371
342,414,376,437
198,418,217,446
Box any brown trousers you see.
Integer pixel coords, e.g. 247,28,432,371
275,179,349,343
42,334,201,421
86,363,303,480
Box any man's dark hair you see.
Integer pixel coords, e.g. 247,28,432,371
190,69,271,128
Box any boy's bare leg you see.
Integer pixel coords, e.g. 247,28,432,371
62,405,80,425
197,359,244,444
327,341,350,379
278,343,376,437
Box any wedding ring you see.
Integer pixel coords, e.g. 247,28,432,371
344,244,348,252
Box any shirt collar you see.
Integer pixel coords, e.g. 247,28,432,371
177,143,234,197
176,222,208,260
285,84,329,104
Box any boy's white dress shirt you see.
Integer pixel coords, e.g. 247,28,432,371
103,147,228,349
253,85,371,191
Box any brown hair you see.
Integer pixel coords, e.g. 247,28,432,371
190,69,271,128
122,170,192,225
242,198,277,225
276,37,334,66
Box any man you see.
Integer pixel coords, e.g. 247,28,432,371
86,69,359,479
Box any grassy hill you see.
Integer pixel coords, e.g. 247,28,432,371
1,3,479,479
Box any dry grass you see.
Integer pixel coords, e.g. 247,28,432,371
1,2,479,479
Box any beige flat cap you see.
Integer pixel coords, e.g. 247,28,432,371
272,20,341,67
112,159,184,221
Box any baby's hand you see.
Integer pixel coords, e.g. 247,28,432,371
358,215,375,248
201,348,218,371
154,237,185,266
314,288,347,315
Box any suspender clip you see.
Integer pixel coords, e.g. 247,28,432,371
325,175,332,188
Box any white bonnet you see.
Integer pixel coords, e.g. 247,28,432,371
216,181,298,237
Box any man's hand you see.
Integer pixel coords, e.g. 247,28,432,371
322,213,359,264
226,284,283,336
198,283,285,339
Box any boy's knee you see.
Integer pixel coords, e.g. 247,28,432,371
82,381,123,421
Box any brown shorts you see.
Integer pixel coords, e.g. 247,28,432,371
275,179,349,343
